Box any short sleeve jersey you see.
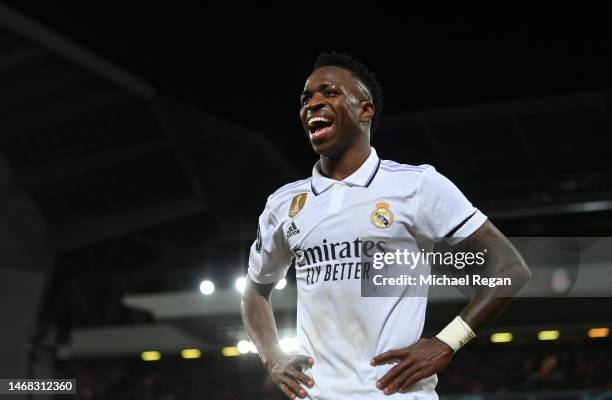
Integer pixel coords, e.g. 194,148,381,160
248,147,487,400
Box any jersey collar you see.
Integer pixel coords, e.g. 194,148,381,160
311,147,381,196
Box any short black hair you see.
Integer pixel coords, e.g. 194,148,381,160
313,51,384,133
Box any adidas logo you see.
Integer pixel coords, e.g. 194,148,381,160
286,221,300,238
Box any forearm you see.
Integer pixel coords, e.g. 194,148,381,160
458,221,531,332
240,280,283,366
460,291,516,333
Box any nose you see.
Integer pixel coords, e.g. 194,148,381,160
305,93,325,112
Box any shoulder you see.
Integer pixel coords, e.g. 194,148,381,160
264,177,312,215
379,159,433,175
268,177,312,200
380,162,458,192
374,160,436,196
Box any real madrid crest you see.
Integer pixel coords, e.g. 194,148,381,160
370,200,394,228
288,192,308,218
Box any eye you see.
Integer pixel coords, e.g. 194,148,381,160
301,95,311,106
324,89,336,97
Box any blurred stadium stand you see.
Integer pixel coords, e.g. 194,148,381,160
53,340,612,399
0,3,611,399
59,343,612,400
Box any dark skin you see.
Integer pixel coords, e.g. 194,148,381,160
241,66,531,398
298,66,374,180
371,221,531,394
241,280,314,399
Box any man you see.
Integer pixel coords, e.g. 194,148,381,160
241,52,530,399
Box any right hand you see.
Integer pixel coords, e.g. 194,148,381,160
264,352,315,399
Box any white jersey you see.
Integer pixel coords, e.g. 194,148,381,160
248,147,487,400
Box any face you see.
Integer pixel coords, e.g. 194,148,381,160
299,66,374,156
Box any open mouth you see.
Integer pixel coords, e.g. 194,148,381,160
308,116,334,139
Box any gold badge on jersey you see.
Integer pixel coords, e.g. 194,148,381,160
288,193,308,218
370,200,394,228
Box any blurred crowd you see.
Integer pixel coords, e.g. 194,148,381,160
56,341,612,400
438,341,612,393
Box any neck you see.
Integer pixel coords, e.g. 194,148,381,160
319,139,371,181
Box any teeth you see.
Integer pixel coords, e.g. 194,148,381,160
308,116,332,127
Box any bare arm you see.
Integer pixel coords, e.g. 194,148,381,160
372,220,531,395
240,277,314,399
458,220,531,330
240,278,281,363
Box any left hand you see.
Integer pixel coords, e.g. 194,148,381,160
370,337,453,395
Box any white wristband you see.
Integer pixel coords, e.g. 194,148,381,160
435,316,475,352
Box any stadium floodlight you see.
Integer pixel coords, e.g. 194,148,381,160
141,351,161,361
275,278,287,290
537,330,560,341
248,341,259,354
490,332,513,343
222,347,240,357
199,280,215,295
588,327,609,338
236,340,251,354
181,349,202,359
235,277,247,293
280,337,300,353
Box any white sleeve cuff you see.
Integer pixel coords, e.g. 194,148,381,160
446,210,487,246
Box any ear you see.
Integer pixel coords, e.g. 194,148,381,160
360,101,375,123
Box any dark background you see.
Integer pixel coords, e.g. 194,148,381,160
1,4,611,399
7,4,612,158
